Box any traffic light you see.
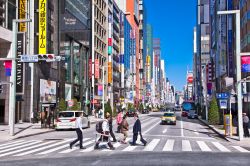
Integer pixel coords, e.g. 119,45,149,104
38,54,55,62
3,61,12,76
0,85,3,94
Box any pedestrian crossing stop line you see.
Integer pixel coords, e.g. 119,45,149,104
197,141,211,152
0,140,41,154
182,140,192,151
162,139,175,151
212,142,230,152
0,141,55,157
14,139,74,156
0,140,34,150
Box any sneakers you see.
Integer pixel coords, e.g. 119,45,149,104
144,142,147,146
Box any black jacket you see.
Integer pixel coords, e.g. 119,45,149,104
133,119,141,133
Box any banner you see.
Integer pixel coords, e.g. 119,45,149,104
95,59,99,79
98,85,103,96
108,62,112,83
40,79,56,103
241,56,250,72
39,0,47,54
19,0,26,32
16,33,24,94
89,59,92,78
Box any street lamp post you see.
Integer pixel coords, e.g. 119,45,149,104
217,10,244,140
9,19,32,136
102,66,108,119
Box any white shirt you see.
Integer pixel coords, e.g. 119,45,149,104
102,119,110,132
76,117,83,131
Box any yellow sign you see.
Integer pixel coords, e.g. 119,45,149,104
19,0,26,32
108,62,112,83
39,0,47,54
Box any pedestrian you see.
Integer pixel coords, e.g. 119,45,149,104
69,112,85,149
94,114,115,150
116,110,123,133
130,113,147,146
243,113,250,137
107,112,117,142
121,115,129,144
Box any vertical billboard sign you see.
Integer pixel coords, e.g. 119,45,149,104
39,0,47,54
108,62,112,83
89,59,92,78
241,56,250,72
19,0,27,32
95,59,99,79
98,85,103,96
16,34,24,94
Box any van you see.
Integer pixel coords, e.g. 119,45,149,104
55,111,90,130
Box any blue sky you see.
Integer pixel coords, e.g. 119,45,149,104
145,0,196,90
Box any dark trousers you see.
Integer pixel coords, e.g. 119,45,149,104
117,124,121,133
109,127,117,141
70,128,83,148
95,133,113,148
243,123,250,137
132,133,147,145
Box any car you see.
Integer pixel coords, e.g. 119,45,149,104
161,112,176,125
152,108,159,112
126,109,136,117
182,111,188,117
142,109,149,114
187,110,198,119
55,111,90,130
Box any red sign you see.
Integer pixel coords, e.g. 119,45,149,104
187,77,193,83
89,59,92,78
95,59,99,79
108,38,112,46
68,100,74,107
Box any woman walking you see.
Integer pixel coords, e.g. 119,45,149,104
121,115,129,144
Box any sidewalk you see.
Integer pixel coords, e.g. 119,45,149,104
0,123,54,142
198,118,250,148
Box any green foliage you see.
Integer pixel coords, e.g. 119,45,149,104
128,103,134,111
208,97,220,125
104,102,112,117
139,103,144,111
70,98,81,111
58,98,67,111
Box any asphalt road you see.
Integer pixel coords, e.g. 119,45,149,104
0,111,249,166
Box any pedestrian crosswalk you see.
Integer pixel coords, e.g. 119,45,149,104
0,138,248,158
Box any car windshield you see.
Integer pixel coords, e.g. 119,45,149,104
58,112,74,118
163,113,174,117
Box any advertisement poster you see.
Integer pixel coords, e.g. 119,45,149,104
98,85,103,96
65,84,72,101
40,79,56,103
95,59,99,79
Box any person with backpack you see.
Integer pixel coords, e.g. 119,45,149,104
130,113,147,146
94,114,115,150
121,115,129,144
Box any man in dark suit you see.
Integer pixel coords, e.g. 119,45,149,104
131,113,147,146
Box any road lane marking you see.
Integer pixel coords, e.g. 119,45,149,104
163,139,175,151
143,139,160,151
197,141,211,152
59,138,91,153
143,134,215,140
4,141,55,157
0,140,25,148
162,129,167,134
232,146,249,153
0,140,41,154
122,145,138,151
182,140,192,151
0,140,34,150
143,119,160,134
15,139,74,156
180,117,184,137
212,142,230,152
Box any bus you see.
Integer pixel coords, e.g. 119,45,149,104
181,101,196,117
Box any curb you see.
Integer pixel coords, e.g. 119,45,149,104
198,118,230,142
13,129,55,140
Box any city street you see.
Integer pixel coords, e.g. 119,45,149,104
0,112,249,166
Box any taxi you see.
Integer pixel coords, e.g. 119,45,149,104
161,111,176,125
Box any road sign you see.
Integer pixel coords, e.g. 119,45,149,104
68,100,74,107
20,55,39,62
216,93,229,99
219,99,228,109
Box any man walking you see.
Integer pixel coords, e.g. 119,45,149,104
70,113,85,149
131,113,147,146
243,113,250,137
94,114,115,150
108,112,117,142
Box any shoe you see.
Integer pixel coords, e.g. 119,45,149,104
110,147,115,150
94,145,99,150
144,142,147,146
69,144,72,149
80,147,86,149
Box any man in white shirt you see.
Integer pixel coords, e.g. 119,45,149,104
70,113,85,149
94,113,115,150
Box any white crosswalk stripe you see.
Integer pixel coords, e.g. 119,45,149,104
197,141,211,152
14,139,74,156
163,139,175,151
0,140,41,154
182,140,192,151
212,142,230,152
59,138,91,153
0,140,34,150
0,140,25,148
232,146,249,153
143,139,160,151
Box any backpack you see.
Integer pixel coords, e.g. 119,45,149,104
96,121,103,133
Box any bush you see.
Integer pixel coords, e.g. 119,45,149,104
58,98,67,111
208,97,220,125
71,98,81,111
139,103,144,112
104,102,112,117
